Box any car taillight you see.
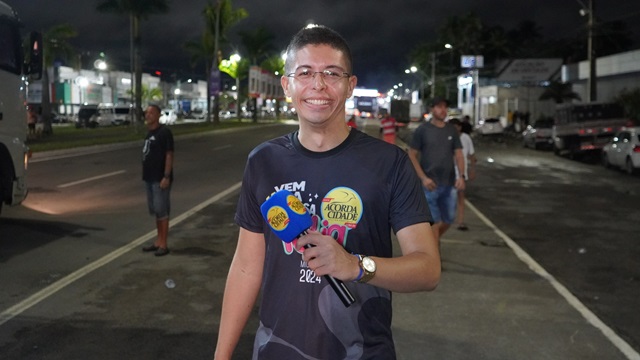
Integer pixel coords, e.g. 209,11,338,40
633,145,640,153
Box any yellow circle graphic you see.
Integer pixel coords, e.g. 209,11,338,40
321,187,363,229
267,206,290,231
287,195,307,215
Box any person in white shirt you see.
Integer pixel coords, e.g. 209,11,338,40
450,118,476,231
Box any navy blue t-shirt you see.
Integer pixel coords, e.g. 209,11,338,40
235,128,431,359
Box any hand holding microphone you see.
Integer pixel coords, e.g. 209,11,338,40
260,190,356,307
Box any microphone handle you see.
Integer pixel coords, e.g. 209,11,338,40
301,231,356,307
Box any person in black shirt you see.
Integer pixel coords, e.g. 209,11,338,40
141,104,174,256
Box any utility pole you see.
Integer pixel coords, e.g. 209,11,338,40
430,52,436,99
587,0,597,102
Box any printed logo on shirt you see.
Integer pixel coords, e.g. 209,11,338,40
321,187,363,230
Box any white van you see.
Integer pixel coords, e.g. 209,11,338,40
75,103,119,127
113,105,132,125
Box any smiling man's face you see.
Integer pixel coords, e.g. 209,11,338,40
281,44,357,127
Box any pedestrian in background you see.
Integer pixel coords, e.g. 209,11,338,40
346,114,357,128
141,104,174,257
449,118,477,231
214,25,440,360
380,112,397,144
408,97,465,251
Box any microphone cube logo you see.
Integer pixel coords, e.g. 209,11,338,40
267,206,290,231
286,194,307,215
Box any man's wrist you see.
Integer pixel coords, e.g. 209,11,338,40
353,254,364,282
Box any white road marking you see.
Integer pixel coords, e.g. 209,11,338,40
0,181,243,327
465,199,640,360
57,170,126,188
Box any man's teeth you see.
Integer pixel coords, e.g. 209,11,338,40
306,99,329,105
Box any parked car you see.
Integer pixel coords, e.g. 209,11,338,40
160,109,177,125
602,127,640,174
522,118,554,149
113,105,132,126
219,110,237,119
184,108,207,122
475,118,504,136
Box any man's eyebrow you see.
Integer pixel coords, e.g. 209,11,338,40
293,64,346,71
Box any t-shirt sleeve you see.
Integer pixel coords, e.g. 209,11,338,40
409,124,424,150
467,135,475,156
234,150,266,234
163,127,174,153
389,151,432,231
451,126,463,150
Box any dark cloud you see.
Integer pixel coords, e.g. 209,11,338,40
9,0,640,91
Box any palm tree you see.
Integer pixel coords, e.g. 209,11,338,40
38,24,77,135
128,84,163,106
259,53,285,119
96,0,170,125
239,26,276,122
198,0,247,124
539,81,581,104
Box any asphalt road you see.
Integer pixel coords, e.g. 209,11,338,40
0,121,638,359
467,133,640,352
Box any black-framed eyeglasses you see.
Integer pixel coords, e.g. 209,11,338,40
286,69,351,84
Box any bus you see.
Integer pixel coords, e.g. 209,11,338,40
346,88,380,119
0,1,43,213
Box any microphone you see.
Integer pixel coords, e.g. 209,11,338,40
260,189,356,307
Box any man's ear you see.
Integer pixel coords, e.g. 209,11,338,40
281,75,290,98
346,75,358,98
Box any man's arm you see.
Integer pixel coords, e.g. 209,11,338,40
453,148,465,191
160,151,173,189
408,148,436,191
297,222,440,293
366,222,440,292
467,153,477,181
214,228,265,360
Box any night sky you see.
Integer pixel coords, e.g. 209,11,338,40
10,0,640,92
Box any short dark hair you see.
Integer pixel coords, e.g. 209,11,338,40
147,104,161,114
284,25,353,74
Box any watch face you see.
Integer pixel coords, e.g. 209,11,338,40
362,257,376,272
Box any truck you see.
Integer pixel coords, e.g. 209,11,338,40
390,99,410,123
0,1,43,214
552,102,631,158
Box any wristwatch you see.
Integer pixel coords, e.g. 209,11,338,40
357,254,377,283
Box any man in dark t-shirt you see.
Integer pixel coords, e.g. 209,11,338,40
141,104,174,257
215,25,441,360
408,97,465,250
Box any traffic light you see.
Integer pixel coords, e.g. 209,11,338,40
155,70,162,76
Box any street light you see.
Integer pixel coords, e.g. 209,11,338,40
405,66,425,106
174,88,181,110
431,43,454,100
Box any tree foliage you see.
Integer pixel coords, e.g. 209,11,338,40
615,87,640,122
31,24,78,136
192,0,247,124
239,26,276,66
538,81,581,104
96,0,170,126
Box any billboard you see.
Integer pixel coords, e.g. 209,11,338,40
496,59,562,82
